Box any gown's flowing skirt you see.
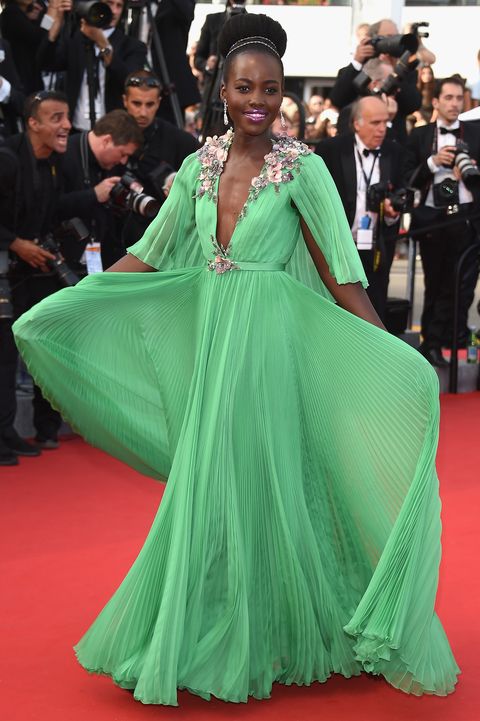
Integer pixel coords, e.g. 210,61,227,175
13,267,460,704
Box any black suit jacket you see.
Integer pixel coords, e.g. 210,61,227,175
38,28,147,120
315,133,405,234
0,4,47,94
0,39,25,137
0,134,61,253
330,62,421,145
154,0,200,109
404,120,480,203
194,12,228,72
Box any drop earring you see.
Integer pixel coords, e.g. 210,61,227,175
223,99,229,126
280,108,287,130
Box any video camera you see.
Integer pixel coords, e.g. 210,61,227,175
109,172,161,218
75,1,112,29
38,218,90,287
367,182,417,214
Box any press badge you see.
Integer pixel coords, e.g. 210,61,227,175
356,215,373,250
85,242,103,274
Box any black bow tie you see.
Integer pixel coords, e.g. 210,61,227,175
362,148,380,157
439,126,460,136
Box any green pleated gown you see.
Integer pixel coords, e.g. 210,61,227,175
13,133,459,704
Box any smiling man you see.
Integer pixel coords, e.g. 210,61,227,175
0,90,71,464
121,70,199,245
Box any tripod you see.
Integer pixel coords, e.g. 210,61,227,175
124,0,184,129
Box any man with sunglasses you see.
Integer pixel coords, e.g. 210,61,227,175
121,70,199,246
0,90,71,464
37,0,147,131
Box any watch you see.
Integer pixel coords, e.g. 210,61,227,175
98,44,113,60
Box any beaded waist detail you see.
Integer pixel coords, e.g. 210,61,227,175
207,258,285,274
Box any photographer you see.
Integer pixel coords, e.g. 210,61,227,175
316,96,405,322
404,76,480,366
59,109,142,269
38,0,147,131
0,0,71,94
0,90,71,463
330,18,421,145
121,70,199,246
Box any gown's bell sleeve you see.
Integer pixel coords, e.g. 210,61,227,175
127,153,202,270
288,152,368,289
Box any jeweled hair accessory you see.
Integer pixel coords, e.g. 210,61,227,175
226,36,280,59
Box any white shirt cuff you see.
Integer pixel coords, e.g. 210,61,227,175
0,77,12,102
384,215,399,226
40,14,55,31
427,155,440,174
351,59,363,72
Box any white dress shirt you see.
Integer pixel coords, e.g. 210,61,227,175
426,120,473,207
73,27,115,131
351,134,381,240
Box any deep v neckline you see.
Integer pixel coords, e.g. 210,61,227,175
196,130,311,256
214,139,271,253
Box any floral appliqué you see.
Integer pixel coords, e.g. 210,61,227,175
207,235,239,274
196,130,310,221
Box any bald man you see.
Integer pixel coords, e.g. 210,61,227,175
316,96,406,322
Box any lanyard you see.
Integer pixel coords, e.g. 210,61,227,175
356,147,379,191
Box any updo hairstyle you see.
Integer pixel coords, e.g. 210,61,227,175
218,13,287,82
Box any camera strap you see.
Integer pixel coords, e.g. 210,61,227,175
79,131,98,244
431,122,464,155
355,147,380,193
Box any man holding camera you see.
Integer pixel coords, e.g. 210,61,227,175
0,90,71,464
38,0,147,131
330,19,421,145
59,109,143,270
405,76,480,366
316,96,404,322
121,70,199,246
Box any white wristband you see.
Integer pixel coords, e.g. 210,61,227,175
40,14,55,31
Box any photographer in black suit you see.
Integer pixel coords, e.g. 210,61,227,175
404,76,480,366
37,0,147,131
59,109,143,269
316,96,404,322
121,70,199,246
0,91,71,463
330,18,421,145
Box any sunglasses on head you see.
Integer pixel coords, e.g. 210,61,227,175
126,77,162,89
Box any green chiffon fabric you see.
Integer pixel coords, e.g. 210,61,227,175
13,147,459,704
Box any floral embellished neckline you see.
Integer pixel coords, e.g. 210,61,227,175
196,130,310,223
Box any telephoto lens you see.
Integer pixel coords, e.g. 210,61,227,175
75,1,113,29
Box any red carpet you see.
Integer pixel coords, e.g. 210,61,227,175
1,394,479,721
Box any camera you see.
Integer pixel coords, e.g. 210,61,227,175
369,32,419,59
109,173,161,218
38,218,90,287
75,1,113,29
367,182,416,214
432,178,459,209
453,139,480,184
0,250,13,320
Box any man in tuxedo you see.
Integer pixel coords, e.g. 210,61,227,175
404,76,480,366
330,18,420,145
38,0,147,131
122,70,199,246
316,96,404,322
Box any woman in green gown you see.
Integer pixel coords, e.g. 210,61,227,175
13,13,459,705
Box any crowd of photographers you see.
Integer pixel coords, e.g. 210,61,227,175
0,1,479,466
